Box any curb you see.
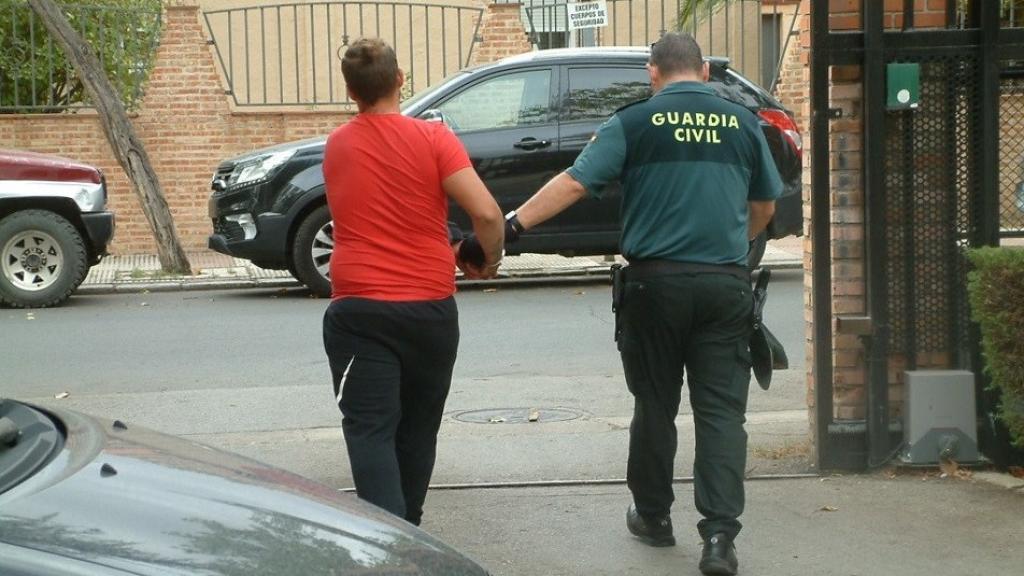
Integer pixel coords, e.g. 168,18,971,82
77,259,804,296
77,277,300,295
973,471,1024,493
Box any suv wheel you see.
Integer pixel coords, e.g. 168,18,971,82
747,231,768,270
291,205,333,297
0,210,88,308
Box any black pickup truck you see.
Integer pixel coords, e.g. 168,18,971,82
208,47,803,296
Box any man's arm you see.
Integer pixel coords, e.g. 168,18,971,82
443,167,504,278
513,172,588,231
748,200,776,241
511,115,627,234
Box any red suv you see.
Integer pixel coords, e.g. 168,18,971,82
0,150,115,308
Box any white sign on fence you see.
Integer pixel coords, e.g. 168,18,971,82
566,1,608,31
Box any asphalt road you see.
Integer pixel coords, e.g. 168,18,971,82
2,269,811,485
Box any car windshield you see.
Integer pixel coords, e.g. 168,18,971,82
400,71,471,114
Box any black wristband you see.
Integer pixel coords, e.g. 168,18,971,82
505,211,524,243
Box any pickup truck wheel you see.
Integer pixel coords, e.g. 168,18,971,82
747,231,768,270
0,210,88,308
291,205,333,297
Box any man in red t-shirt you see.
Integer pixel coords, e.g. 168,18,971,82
322,38,504,525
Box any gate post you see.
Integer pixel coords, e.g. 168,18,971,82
808,0,834,470
861,0,890,470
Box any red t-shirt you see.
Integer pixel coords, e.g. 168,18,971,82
323,114,471,301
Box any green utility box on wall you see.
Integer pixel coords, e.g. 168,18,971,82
887,62,920,110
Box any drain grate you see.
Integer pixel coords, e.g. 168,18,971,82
453,407,583,424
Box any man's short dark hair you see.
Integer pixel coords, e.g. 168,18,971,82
341,38,400,105
650,32,703,76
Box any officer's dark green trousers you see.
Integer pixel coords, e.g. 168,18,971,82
618,270,753,541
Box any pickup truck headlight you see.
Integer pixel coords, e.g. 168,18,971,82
228,150,296,189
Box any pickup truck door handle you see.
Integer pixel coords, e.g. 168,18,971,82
513,137,552,151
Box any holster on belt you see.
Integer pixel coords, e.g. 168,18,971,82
750,268,789,390
611,263,625,344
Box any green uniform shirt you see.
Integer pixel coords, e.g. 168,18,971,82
566,81,784,266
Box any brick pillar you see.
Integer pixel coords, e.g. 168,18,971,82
471,3,533,65
827,62,867,421
126,0,239,253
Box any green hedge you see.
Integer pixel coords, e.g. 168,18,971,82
967,247,1024,447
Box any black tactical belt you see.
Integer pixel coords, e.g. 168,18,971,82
625,259,750,281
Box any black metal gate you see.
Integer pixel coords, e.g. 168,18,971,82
810,1,1024,470
202,2,484,107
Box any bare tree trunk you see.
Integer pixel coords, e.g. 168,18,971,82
28,0,192,274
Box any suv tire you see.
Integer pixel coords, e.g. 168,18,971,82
0,210,88,308
291,204,333,297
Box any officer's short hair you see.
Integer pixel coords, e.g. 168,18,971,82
650,32,703,76
342,38,399,105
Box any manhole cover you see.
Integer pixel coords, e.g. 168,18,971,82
453,407,583,424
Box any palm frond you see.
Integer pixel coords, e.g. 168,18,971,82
677,0,731,32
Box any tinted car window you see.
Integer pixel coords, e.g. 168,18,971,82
566,67,652,122
438,69,552,133
708,65,778,110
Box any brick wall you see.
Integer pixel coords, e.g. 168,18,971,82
0,0,352,254
829,0,950,30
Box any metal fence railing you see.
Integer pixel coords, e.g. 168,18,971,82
202,2,483,107
999,66,1024,236
955,0,1024,28
0,0,162,113
512,0,799,93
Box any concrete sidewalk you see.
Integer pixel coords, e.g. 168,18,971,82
79,239,804,294
420,472,1024,576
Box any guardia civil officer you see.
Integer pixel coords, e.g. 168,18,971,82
503,33,782,575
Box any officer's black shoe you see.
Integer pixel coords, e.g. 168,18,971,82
699,533,738,575
625,504,675,547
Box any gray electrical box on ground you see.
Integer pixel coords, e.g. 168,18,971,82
900,370,981,465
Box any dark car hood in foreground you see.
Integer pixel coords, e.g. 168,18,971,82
0,404,486,576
